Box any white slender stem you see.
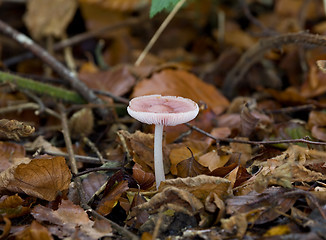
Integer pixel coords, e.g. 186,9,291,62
154,124,165,189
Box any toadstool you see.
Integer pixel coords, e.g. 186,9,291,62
127,94,199,189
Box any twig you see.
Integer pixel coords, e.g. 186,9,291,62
134,0,187,66
185,123,326,146
3,16,145,67
43,150,118,164
74,167,121,177
0,102,60,119
263,104,316,114
0,19,108,119
82,136,105,164
222,32,326,98
58,103,87,206
0,71,85,104
93,89,129,105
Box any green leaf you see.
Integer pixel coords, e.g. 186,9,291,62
150,0,181,18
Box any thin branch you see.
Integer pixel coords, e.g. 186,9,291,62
185,123,326,146
74,167,121,177
0,19,108,118
134,0,187,66
3,16,145,67
0,70,85,104
58,103,87,205
222,32,326,98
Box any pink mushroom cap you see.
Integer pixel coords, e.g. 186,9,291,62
127,95,199,126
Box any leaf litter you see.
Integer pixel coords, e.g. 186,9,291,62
2,0,326,239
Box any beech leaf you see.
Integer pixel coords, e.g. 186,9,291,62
32,200,112,239
0,156,71,201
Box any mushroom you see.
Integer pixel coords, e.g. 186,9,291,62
127,94,199,189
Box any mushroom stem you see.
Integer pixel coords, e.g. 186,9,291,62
154,124,165,189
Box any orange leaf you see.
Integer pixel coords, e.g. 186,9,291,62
14,221,53,240
132,69,229,115
176,148,209,178
0,194,30,218
132,163,155,190
96,180,129,216
0,156,71,201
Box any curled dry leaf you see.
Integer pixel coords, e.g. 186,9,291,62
221,213,248,239
0,119,35,141
32,200,112,239
136,186,204,214
118,130,170,174
0,155,71,201
226,187,297,225
0,194,30,218
96,180,129,216
14,221,53,240
198,150,229,172
132,163,155,190
159,175,232,202
240,104,259,137
24,0,77,39
24,136,64,155
68,108,94,139
131,69,229,115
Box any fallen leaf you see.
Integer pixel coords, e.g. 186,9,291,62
96,180,129,216
198,150,229,172
79,65,136,97
0,155,71,201
132,163,155,190
131,69,229,115
69,108,94,138
169,140,209,175
23,0,77,39
240,104,259,137
0,119,35,141
136,186,204,214
159,175,232,201
82,172,108,203
221,213,247,239
118,130,170,174
0,194,30,218
32,200,112,239
14,220,53,240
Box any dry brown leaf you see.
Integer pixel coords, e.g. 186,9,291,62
96,180,129,216
79,65,136,97
24,136,64,155
240,105,259,137
0,119,35,141
198,150,229,172
14,220,53,240
308,111,326,129
118,130,170,174
0,194,30,218
159,175,232,202
136,186,204,214
82,172,107,202
24,0,77,39
68,108,94,138
176,151,210,178
205,192,225,224
32,200,112,239
0,155,71,201
221,213,247,239
229,141,252,166
131,69,229,115
132,163,155,190
169,140,209,175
